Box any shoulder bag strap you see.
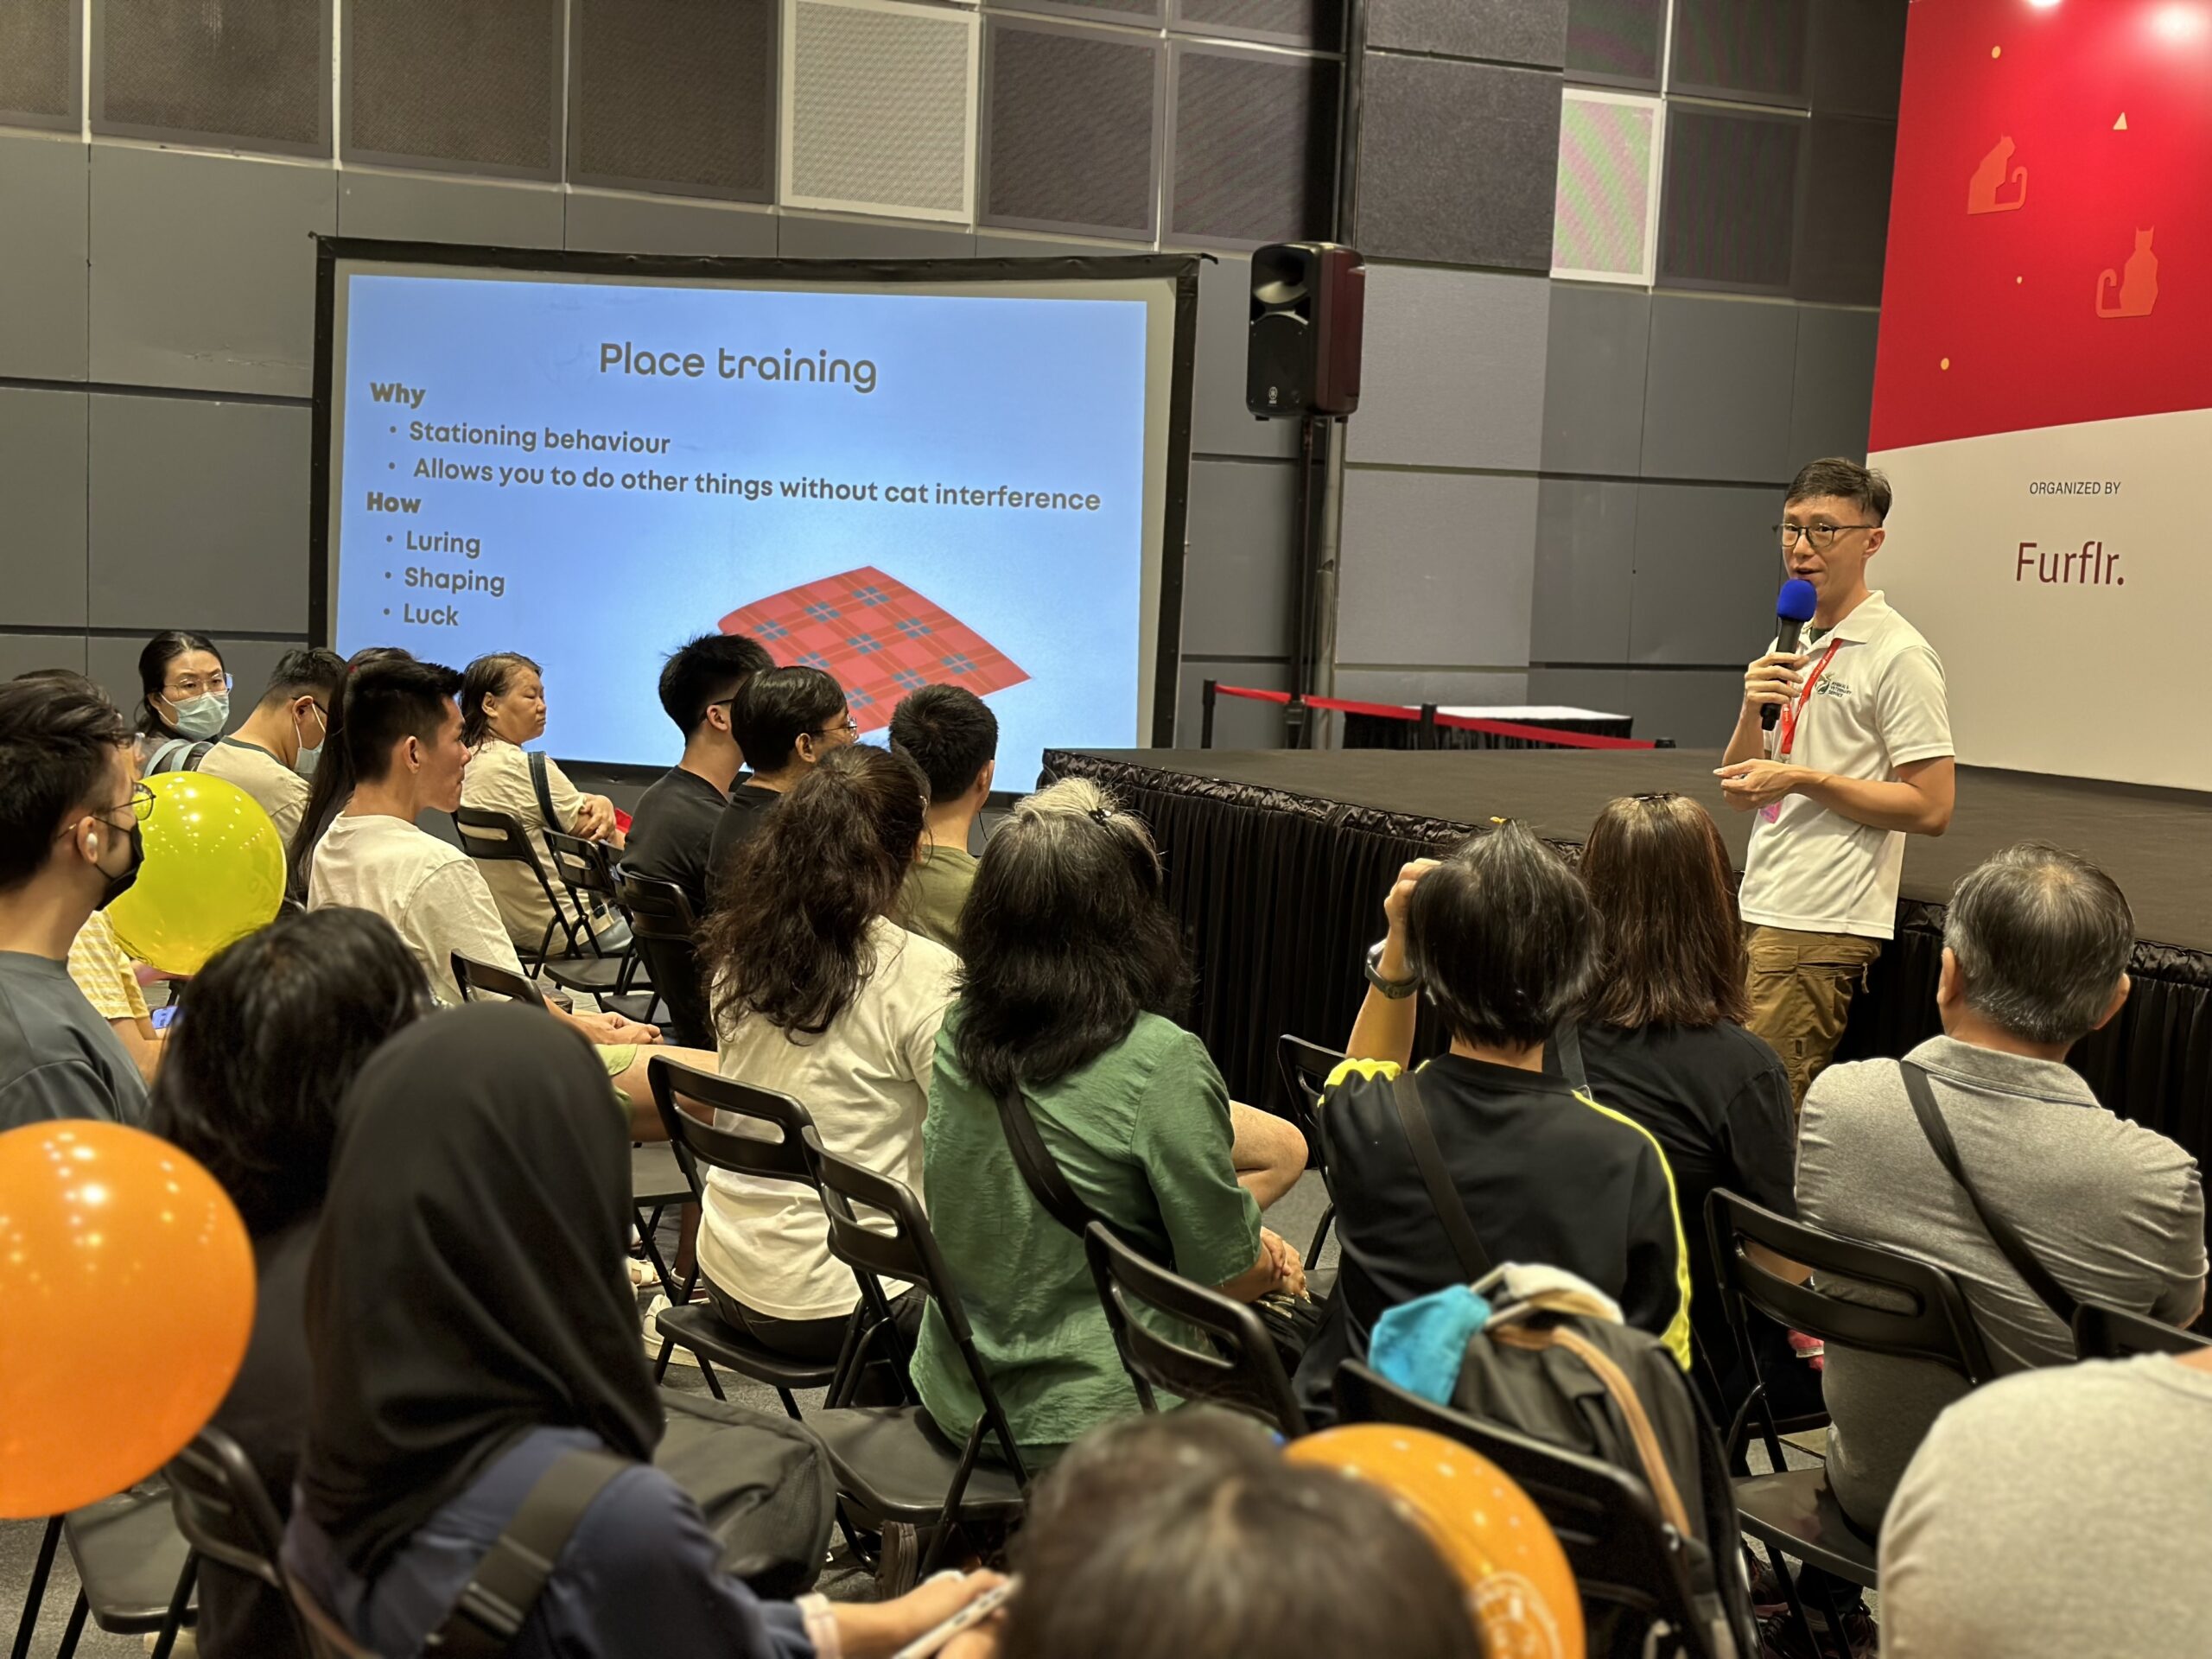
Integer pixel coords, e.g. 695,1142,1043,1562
1900,1061,2078,1328
1393,1068,1494,1283
427,1447,630,1656
993,1089,1105,1242
528,750,565,833
1553,1019,1590,1096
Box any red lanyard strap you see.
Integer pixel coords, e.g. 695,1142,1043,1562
1777,638,1844,758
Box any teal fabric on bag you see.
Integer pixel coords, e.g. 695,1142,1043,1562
1370,1285,1491,1404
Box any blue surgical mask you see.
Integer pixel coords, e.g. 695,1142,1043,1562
169,691,229,739
295,704,326,779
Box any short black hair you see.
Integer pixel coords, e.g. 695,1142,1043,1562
0,677,130,892
1786,457,1892,524
659,632,775,739
148,908,428,1238
259,646,348,711
890,683,999,803
730,665,845,775
343,658,463,785
1408,818,1597,1051
1945,842,2134,1046
134,629,226,740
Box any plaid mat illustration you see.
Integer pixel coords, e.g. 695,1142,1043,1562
718,566,1028,734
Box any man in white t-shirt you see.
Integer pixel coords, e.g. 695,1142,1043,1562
198,647,346,843
1717,458,1955,1104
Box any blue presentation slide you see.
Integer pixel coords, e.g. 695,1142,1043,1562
332,273,1154,783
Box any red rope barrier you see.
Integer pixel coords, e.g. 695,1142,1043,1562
1209,683,1658,752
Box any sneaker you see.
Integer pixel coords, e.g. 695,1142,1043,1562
640,1292,701,1368
1757,1608,1878,1659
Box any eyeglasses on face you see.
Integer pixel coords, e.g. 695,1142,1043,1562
1775,523,1878,550
814,717,861,739
60,783,155,842
165,672,233,698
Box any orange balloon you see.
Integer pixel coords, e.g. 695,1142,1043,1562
1287,1424,1585,1659
0,1121,255,1518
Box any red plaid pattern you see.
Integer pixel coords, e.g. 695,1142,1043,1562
718,566,1029,734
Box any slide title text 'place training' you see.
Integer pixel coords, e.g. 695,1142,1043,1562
600,342,878,394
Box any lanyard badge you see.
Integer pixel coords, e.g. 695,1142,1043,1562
1763,639,1844,822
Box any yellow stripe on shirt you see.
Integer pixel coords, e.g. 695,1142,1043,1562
1571,1089,1695,1373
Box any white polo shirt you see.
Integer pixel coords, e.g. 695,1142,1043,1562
1738,591,1952,939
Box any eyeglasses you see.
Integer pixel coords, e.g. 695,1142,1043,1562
165,673,232,698
61,784,154,842
1775,523,1878,550
814,717,861,739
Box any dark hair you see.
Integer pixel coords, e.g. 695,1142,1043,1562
459,652,540,749
1001,1413,1482,1659
1408,819,1597,1052
1786,456,1892,524
1944,842,2134,1046
951,779,1191,1098
10,668,102,694
659,632,774,740
135,630,226,739
345,658,464,785
699,745,928,1037
258,646,348,712
0,677,130,892
286,646,415,902
890,683,999,804
148,909,427,1238
1580,793,1749,1029
730,665,845,776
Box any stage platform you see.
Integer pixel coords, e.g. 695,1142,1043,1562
1042,747,2212,1164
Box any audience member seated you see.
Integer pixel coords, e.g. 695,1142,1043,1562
283,1004,1004,1659
68,909,162,1084
133,628,231,773
916,781,1307,1458
1573,791,1802,1414
1294,820,1690,1418
286,645,414,904
0,675,151,1130
705,666,855,898
887,683,997,949
459,651,629,956
1879,1346,2212,1659
1796,841,2206,1532
199,646,346,843
147,906,427,1659
690,745,954,1379
626,631,776,922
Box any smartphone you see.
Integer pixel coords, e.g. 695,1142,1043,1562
891,1578,1019,1659
151,1006,180,1032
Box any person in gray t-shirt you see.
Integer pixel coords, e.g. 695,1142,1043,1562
0,674,153,1132
1796,843,2206,1533
1880,1351,2212,1657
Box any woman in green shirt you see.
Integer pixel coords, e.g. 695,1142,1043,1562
912,780,1305,1455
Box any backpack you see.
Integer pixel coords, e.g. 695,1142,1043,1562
144,737,214,775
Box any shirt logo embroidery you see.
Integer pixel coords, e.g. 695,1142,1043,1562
1815,676,1853,699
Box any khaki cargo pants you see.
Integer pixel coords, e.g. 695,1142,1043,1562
1744,926,1885,1109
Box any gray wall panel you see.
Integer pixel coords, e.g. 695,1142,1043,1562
1332,667,1533,706
88,146,334,397
1639,295,1798,482
1526,665,1742,747
1541,283,1649,476
1530,478,1635,664
1357,54,1561,270
1181,460,1296,658
564,191,779,256
1177,656,1287,747
974,232,1113,257
1789,305,1878,464
86,633,308,731
0,387,89,627
1628,480,1780,664
0,634,86,680
338,169,563,248
88,396,311,635
1347,264,1549,471
1191,252,1298,460
0,134,89,383
1369,0,1567,67
1337,470,1537,668
777,213,976,259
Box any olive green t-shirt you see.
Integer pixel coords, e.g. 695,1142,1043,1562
912,1008,1262,1452
894,843,977,951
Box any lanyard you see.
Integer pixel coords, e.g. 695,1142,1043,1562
1776,638,1844,759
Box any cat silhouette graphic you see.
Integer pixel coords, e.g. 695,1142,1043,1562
2096,228,2158,318
1967,137,2028,214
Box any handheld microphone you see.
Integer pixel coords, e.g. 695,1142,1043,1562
1761,579,1820,732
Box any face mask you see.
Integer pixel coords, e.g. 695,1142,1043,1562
168,692,229,739
294,705,325,779
94,823,145,910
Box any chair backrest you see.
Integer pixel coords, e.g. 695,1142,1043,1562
614,866,703,944
164,1427,292,1600
450,952,548,1010
647,1056,819,1199
1335,1362,1726,1655
1706,1190,1997,1386
1274,1033,1342,1165
289,1575,377,1659
543,827,620,901
614,867,712,1046
1083,1220,1304,1439
2072,1300,2212,1360
452,805,553,879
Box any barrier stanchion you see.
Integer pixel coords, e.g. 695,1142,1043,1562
1417,702,1439,751
1201,678,1218,750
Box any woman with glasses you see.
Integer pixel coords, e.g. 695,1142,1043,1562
134,629,232,773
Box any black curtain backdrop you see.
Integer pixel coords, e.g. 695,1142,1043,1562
1042,752,2212,1168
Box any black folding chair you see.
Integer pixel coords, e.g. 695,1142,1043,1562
1707,1190,1997,1652
1335,1362,1748,1659
803,1129,1030,1593
1084,1221,1305,1439
614,866,714,1049
288,1577,376,1659
10,1489,196,1659
2072,1299,2212,1359
163,1426,315,1654
1274,1034,1343,1260
541,828,656,1020
450,805,632,995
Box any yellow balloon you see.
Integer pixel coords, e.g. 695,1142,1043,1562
105,772,285,975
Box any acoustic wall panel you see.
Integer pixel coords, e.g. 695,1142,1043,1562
1808,0,1908,119
1530,478,1635,664
1791,115,1893,307
982,19,1161,240
1627,481,1782,664
1656,104,1802,294
1540,283,1649,477
1357,54,1559,270
1564,0,1662,88
1170,0,1343,53
1525,666,1739,745
569,0,776,200
0,636,86,680
92,0,329,156
1165,43,1338,249
989,0,1163,28
1669,0,1808,107
1789,304,1878,464
1337,471,1537,669
1177,657,1287,746
344,0,564,180
0,388,89,629
1370,0,1566,68
0,0,79,130
1639,295,1797,483
778,213,976,258
338,171,563,250
784,0,977,223
1332,668,1533,707
566,192,779,257
1183,460,1297,658
1553,90,1661,284
1345,264,1549,472
0,135,89,383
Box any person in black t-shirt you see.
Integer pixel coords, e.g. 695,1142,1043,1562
1294,820,1691,1419
703,667,859,907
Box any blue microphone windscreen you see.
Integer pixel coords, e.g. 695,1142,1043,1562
1777,579,1818,623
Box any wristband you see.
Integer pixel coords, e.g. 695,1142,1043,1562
1363,938,1419,999
798,1592,842,1659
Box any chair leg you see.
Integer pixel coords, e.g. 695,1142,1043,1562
11,1516,61,1659
633,1208,678,1302
54,1591,89,1659
147,1554,198,1659
1762,1545,1822,1659
698,1359,728,1402
1306,1205,1334,1262
652,1335,677,1384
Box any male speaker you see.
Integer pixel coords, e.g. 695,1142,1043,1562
1247,243,1366,418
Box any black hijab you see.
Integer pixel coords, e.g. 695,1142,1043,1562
298,1004,661,1577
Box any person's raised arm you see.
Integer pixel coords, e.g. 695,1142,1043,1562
1723,650,1804,768
1344,859,1436,1068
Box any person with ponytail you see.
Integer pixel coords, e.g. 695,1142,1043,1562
690,744,954,1371
134,630,231,773
285,646,413,906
